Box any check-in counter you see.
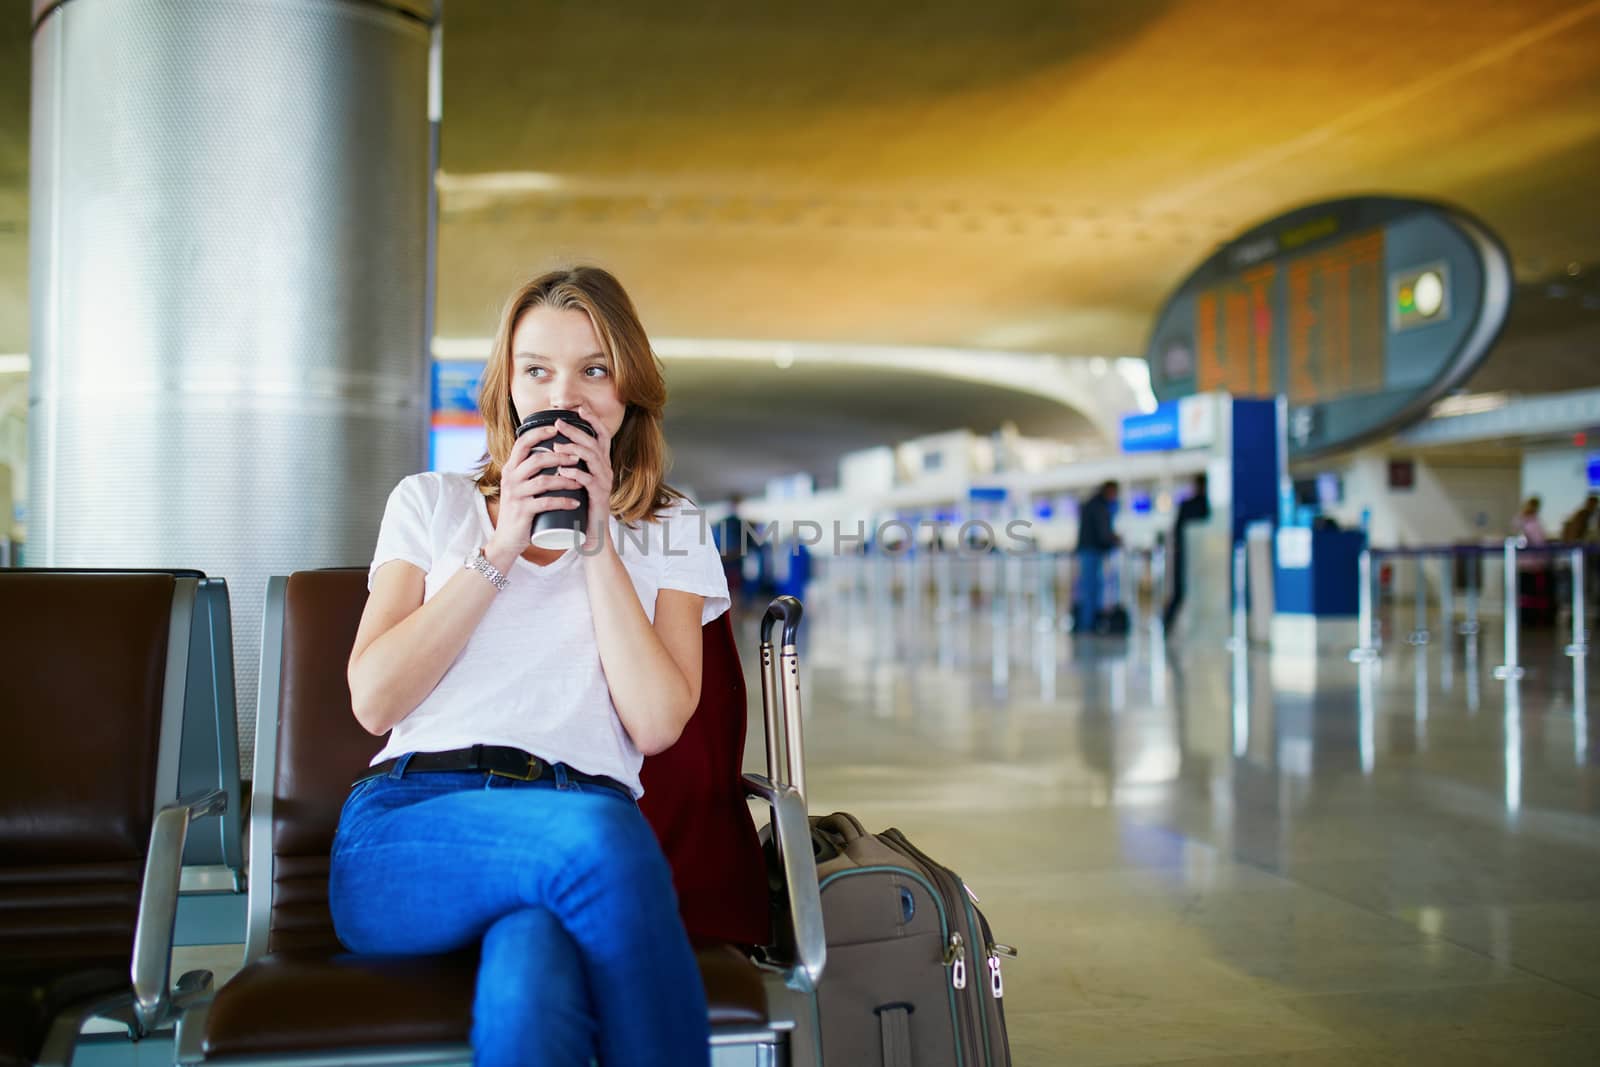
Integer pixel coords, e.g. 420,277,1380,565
1272,526,1365,653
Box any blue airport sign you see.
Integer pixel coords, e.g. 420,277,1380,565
432,360,485,414
1120,402,1182,452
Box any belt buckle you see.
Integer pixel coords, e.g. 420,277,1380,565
489,753,543,782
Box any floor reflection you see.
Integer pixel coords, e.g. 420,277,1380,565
746,584,1600,1064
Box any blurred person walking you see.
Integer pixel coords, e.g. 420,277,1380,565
1513,496,1553,626
1560,495,1598,543
1162,473,1211,630
1073,481,1121,633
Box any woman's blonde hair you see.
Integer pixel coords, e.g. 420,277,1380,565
474,267,682,524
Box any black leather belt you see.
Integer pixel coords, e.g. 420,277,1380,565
358,745,631,797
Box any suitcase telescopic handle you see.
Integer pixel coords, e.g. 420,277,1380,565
759,596,807,802
760,595,803,646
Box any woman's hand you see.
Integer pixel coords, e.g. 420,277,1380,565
486,423,583,562
550,412,615,552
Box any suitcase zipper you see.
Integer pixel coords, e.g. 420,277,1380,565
883,831,992,1067
986,943,1016,999
945,931,967,990
975,909,1013,1066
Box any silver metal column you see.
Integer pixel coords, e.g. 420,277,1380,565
30,0,433,764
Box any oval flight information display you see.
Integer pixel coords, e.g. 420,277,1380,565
1144,197,1512,457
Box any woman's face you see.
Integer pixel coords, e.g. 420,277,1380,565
507,306,627,439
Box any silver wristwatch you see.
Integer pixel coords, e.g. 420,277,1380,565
465,547,510,592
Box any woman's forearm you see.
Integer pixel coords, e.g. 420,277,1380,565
584,542,696,754
348,546,517,734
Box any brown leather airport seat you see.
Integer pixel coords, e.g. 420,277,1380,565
0,573,191,1065
6,568,245,883
192,569,778,1062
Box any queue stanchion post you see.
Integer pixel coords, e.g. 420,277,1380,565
1438,551,1457,690
1120,548,1135,625
1014,552,1030,634
1462,548,1481,636
1440,552,1455,645
1228,541,1247,652
1141,548,1151,628
1037,551,1056,633
1567,546,1589,659
1494,537,1525,681
991,545,1009,688
1059,553,1073,633
1408,554,1430,646
956,552,971,616
1350,548,1380,662
1152,544,1167,632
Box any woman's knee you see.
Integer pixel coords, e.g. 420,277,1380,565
479,908,582,986
477,909,587,1013
483,907,571,955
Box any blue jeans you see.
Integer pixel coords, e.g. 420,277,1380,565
328,757,710,1067
1074,550,1105,632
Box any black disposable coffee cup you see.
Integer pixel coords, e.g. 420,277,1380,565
515,409,594,549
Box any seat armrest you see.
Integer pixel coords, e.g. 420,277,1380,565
743,773,825,990
133,788,228,1032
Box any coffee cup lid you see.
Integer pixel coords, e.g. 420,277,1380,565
517,409,594,436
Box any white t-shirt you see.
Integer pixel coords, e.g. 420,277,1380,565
365,471,731,798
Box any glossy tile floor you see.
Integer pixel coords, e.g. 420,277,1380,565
758,578,1600,1066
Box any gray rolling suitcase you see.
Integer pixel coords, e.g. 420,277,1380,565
755,596,1015,1066
808,812,1015,1067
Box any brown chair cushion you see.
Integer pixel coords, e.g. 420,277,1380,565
201,950,477,1058
202,941,766,1057
691,937,769,1027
